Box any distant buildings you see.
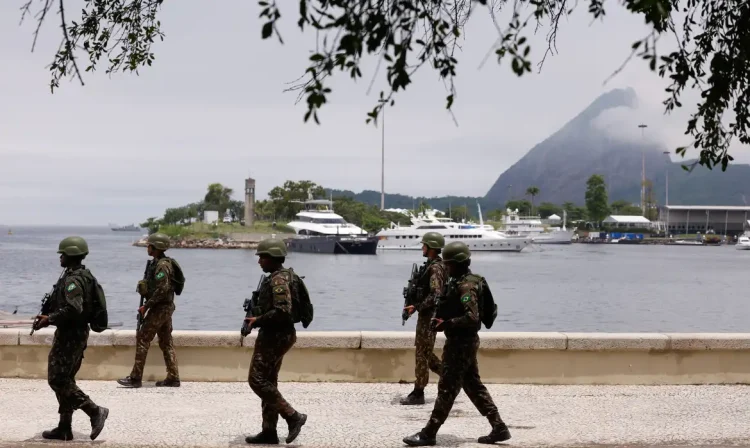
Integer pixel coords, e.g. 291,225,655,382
660,205,750,235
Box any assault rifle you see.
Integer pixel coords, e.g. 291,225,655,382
240,275,264,342
31,270,65,335
136,259,152,332
402,263,422,325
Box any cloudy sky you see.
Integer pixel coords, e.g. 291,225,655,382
0,1,745,226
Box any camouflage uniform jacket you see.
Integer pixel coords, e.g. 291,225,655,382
144,256,175,311
47,266,90,330
435,269,482,338
414,257,447,314
254,268,295,330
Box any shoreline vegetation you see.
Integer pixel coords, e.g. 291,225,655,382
132,222,295,250
133,180,740,250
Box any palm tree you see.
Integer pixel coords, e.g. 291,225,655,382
525,186,540,215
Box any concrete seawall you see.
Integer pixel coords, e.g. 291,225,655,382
1,329,749,385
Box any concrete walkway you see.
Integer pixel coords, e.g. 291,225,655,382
2,379,749,447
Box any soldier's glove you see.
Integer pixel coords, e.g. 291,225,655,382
430,318,445,332
136,280,148,296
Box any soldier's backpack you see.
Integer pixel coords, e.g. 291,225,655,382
165,257,186,296
287,268,314,328
465,273,497,329
76,269,109,333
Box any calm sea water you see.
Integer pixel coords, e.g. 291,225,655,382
0,226,747,332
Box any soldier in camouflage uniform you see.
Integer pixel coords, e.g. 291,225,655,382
32,236,109,441
401,231,447,405
403,241,510,446
243,238,307,445
118,233,180,388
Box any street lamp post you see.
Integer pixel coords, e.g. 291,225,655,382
663,151,670,236
379,101,386,211
638,124,648,216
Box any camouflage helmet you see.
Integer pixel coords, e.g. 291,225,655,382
442,241,471,263
256,238,287,258
57,236,89,257
420,231,445,250
147,233,170,251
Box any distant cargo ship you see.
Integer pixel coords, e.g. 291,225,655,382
111,224,140,232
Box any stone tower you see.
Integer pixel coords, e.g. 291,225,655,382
244,178,255,227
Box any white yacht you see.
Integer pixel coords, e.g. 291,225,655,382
736,234,750,250
285,196,378,254
376,208,532,252
286,197,368,236
499,209,574,244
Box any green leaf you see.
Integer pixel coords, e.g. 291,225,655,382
262,22,273,39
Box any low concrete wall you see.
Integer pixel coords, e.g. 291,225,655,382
1,330,749,385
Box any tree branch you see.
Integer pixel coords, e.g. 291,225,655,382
58,0,84,86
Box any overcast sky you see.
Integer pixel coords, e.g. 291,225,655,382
1,1,746,226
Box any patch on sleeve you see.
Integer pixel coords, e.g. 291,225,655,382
273,286,285,294
66,283,77,292
460,293,471,303
156,271,165,280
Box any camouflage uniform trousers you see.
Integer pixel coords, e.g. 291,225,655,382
48,327,96,414
130,304,179,380
414,311,442,389
423,334,501,435
248,328,297,432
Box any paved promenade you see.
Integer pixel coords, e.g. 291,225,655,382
1,379,748,447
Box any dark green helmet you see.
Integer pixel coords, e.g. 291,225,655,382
442,241,471,263
57,236,89,257
147,233,170,251
256,238,287,258
420,231,445,249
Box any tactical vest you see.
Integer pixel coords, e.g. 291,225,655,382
256,274,275,314
255,268,313,329
146,257,172,299
51,266,107,330
435,273,482,336
417,258,442,300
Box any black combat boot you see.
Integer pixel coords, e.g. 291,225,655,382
155,378,181,387
284,412,307,443
478,413,511,444
116,376,142,388
82,403,109,441
400,388,426,405
245,430,279,444
42,413,73,441
403,430,437,446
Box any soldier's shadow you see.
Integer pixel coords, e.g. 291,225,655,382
228,435,301,447
24,431,105,445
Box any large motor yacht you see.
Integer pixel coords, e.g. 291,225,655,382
499,209,574,244
375,207,531,252
285,197,378,254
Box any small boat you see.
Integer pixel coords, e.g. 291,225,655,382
736,235,750,250
110,224,141,232
672,239,704,246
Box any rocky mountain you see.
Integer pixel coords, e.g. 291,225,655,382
484,88,750,206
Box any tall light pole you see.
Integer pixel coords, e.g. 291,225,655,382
379,101,386,211
663,150,670,236
638,124,648,216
